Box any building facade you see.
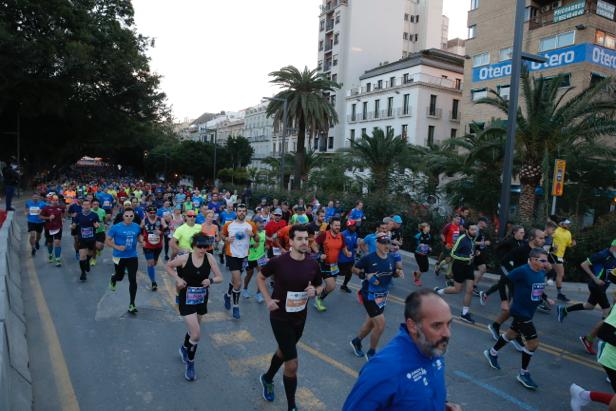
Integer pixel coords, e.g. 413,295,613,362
242,103,274,168
345,49,464,147
462,0,616,131
316,0,448,151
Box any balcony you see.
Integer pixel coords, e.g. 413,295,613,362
347,114,357,123
382,109,395,119
426,107,442,119
320,0,348,14
326,20,334,31
323,62,332,72
397,107,413,118
324,42,333,52
529,0,597,30
449,111,461,122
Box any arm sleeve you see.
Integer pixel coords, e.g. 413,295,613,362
598,322,616,347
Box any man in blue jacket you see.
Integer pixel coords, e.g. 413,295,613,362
343,289,462,411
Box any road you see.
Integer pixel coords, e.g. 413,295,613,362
18,214,609,411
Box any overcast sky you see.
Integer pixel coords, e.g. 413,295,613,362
132,0,470,122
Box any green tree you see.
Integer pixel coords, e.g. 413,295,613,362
476,73,616,224
266,66,339,189
406,140,457,199
225,136,254,169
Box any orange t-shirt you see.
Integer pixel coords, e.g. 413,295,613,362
316,230,346,264
275,225,292,251
201,223,219,251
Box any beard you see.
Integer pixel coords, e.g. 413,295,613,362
416,325,449,358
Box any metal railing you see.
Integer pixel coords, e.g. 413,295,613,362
449,111,461,122
426,107,442,119
397,107,413,117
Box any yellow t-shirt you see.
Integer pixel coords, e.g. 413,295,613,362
552,227,573,258
173,223,202,251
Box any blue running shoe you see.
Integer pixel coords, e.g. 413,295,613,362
185,360,196,381
259,374,275,402
224,293,231,310
350,338,364,357
557,304,567,323
179,345,188,364
517,372,538,390
232,306,240,320
365,348,376,361
483,349,500,370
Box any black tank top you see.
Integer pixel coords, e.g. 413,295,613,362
177,252,211,287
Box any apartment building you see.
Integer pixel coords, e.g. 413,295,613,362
344,49,464,147
462,0,616,131
316,0,447,151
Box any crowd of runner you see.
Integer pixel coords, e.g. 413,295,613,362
21,178,616,410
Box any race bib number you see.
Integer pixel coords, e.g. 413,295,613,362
147,233,160,245
102,201,111,207
272,247,281,256
370,292,389,309
417,244,430,254
50,228,60,235
329,263,339,275
29,207,41,216
285,291,308,313
531,283,545,302
80,227,94,239
186,287,207,305
257,256,268,267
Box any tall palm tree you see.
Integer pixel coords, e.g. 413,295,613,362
476,73,616,223
266,66,339,189
406,139,458,198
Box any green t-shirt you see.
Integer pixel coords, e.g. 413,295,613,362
183,201,193,211
93,208,107,233
290,214,309,224
248,231,266,261
600,308,616,370
173,223,202,251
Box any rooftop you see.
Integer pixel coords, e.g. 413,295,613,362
359,49,465,80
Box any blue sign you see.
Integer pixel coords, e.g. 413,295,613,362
472,43,616,82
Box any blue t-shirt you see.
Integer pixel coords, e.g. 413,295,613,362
356,252,397,297
107,222,142,258
68,203,82,216
133,206,145,221
339,229,358,263
348,208,364,224
343,324,446,411
508,264,546,319
589,249,616,289
156,207,172,218
96,192,114,210
220,210,237,225
25,200,47,223
74,212,100,240
208,200,224,214
175,193,186,204
363,233,377,254
324,207,337,222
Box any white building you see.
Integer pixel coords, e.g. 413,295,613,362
242,103,274,168
203,112,244,145
317,0,448,151
345,49,464,147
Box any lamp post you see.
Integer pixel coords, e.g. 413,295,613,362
263,96,288,190
212,129,218,184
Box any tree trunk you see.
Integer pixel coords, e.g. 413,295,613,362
293,117,306,190
518,183,536,225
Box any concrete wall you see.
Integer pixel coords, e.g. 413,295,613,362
0,212,32,411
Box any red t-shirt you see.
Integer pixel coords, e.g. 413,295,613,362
40,205,65,232
315,230,346,264
443,223,461,248
265,219,287,247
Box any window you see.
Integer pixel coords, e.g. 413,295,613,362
335,14,340,23
404,13,409,21
314,137,319,150
452,99,459,119
320,20,325,31
366,83,372,92
401,124,408,140
429,95,437,115
413,34,418,42
470,0,479,10
455,78,462,89
403,94,410,114
471,88,488,101
545,73,571,88
351,103,356,121
591,72,606,86
410,15,415,23
319,40,324,51
497,84,510,100
468,24,476,39
361,128,367,136
332,73,337,82
524,6,538,22
350,129,355,141
472,52,490,67
427,126,435,146
403,73,410,83
595,30,616,50
377,80,383,89
387,97,394,117
539,31,575,52
450,128,457,138
386,125,393,135
362,102,368,120
390,76,396,87
469,121,485,133
403,32,409,40
415,15,419,23
328,136,334,149
374,99,380,118
333,56,338,66
499,47,513,61
334,33,339,45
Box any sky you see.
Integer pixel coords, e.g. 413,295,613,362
132,0,469,122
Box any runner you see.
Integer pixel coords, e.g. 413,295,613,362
169,210,202,258
289,206,309,224
265,208,287,258
199,210,219,252
543,220,558,285
413,222,432,286
557,239,616,355
569,384,616,411
68,197,83,260
96,188,114,223
72,199,100,281
39,195,65,266
221,204,258,320
339,220,360,293
347,200,366,228
107,208,143,314
90,199,107,266
25,192,47,256
243,216,267,302
165,233,223,381
313,217,351,312
256,224,323,411
483,248,552,390
434,215,462,279
472,217,492,295
434,224,478,324
141,205,167,291
361,222,389,255
553,219,576,301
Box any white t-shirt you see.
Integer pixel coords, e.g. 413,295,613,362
224,221,255,258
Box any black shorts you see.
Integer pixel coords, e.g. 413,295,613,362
95,232,106,243
44,229,63,242
552,255,565,264
474,252,488,268
358,290,386,318
28,222,44,233
588,285,611,310
226,256,245,272
247,259,259,270
71,227,78,236
144,247,162,262
78,239,96,250
270,317,305,361
452,260,474,283
548,253,558,264
510,317,538,341
414,253,430,273
320,262,340,279
178,290,208,316
339,261,354,278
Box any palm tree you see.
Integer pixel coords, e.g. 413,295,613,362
266,66,339,189
476,73,616,223
406,139,458,198
347,127,408,194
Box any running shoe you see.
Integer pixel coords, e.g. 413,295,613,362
569,383,590,411
259,374,275,402
414,278,423,287
487,324,500,341
232,306,240,320
472,286,481,297
151,282,158,291
537,302,551,313
223,293,231,310
109,277,117,292
185,360,196,381
48,254,54,263
179,345,188,364
547,279,555,286
557,293,570,302
365,348,376,361
55,258,62,267
313,297,327,312
35,242,40,250
556,304,567,323
517,372,538,390
479,291,488,306
511,336,526,352
350,338,364,357
340,285,352,293
128,304,138,314
242,289,251,299
255,292,264,303
460,312,476,324
90,257,97,267
483,349,500,369
579,336,596,355
79,273,86,282
433,286,442,293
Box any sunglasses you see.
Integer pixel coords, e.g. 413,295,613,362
195,244,209,249
377,240,391,245
123,215,134,218
533,257,548,263
186,215,196,218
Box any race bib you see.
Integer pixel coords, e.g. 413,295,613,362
329,263,339,275
29,207,41,216
103,201,111,207
147,233,160,245
531,283,545,302
370,291,389,309
272,247,281,256
417,244,430,254
186,287,207,305
112,257,121,264
257,256,268,267
285,291,308,313
50,228,60,235
80,227,94,239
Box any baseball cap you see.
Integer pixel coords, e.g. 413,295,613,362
382,217,393,224
193,234,213,247
346,220,356,227
185,210,197,216
561,219,572,225
147,206,157,213
253,216,264,223
273,208,283,215
376,233,391,244
392,215,403,224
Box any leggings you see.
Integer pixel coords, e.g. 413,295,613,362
485,266,513,300
113,257,139,304
340,262,354,286
414,253,429,273
163,235,170,257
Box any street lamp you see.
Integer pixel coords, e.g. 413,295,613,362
212,129,218,184
497,0,547,239
263,96,288,190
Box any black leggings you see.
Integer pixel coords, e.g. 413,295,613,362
163,235,170,257
414,253,429,273
340,262,354,286
113,257,139,305
604,366,616,392
485,266,513,301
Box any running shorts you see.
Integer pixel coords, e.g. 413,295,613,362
588,285,611,310
28,222,44,233
452,260,474,283
44,229,62,242
95,232,106,243
178,288,208,316
226,255,245,272
358,290,385,318
144,248,162,262
270,317,305,361
78,239,96,250
510,317,538,341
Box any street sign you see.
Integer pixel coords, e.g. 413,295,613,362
552,159,566,197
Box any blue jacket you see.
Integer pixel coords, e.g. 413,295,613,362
343,324,446,411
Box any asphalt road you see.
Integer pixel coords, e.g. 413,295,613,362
19,214,609,411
